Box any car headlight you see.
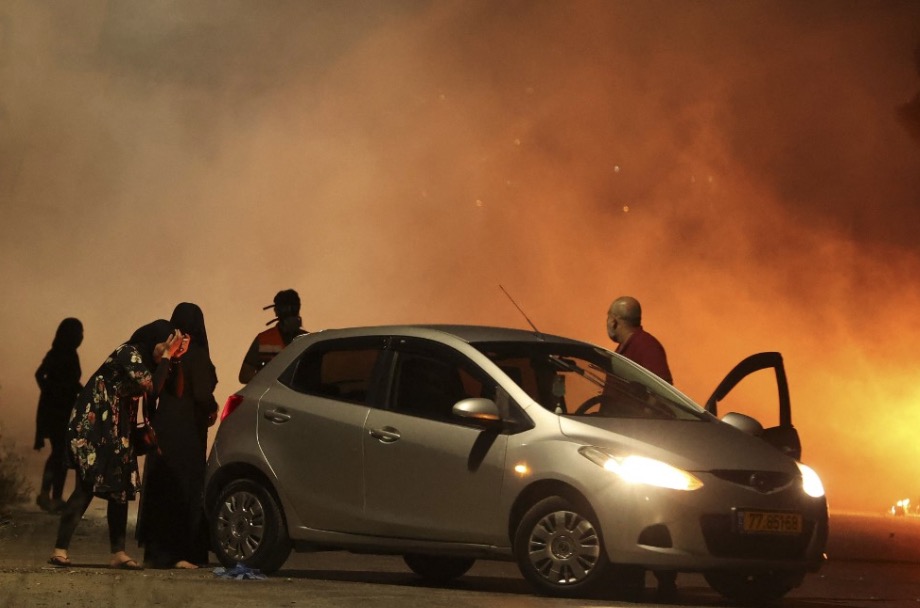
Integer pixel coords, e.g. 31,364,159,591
579,446,703,491
796,461,825,498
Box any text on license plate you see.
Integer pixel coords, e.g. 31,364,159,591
737,510,803,534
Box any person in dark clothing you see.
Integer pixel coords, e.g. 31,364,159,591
606,295,677,597
238,289,308,383
48,320,188,570
34,318,84,513
137,303,218,569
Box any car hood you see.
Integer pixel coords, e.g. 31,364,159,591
558,416,799,474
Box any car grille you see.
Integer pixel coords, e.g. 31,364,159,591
699,514,815,558
709,469,796,494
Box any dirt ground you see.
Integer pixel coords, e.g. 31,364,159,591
0,501,280,608
2,494,920,608
0,498,550,608
5,422,920,608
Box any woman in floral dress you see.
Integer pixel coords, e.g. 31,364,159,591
48,319,188,570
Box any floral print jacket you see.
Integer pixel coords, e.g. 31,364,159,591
68,344,167,502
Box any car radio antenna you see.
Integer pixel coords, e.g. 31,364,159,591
499,284,544,340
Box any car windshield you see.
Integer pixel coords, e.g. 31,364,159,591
474,341,707,421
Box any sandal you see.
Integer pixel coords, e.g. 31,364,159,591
47,555,72,567
109,558,143,570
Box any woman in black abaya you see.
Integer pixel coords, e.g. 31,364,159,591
34,317,84,512
137,302,218,569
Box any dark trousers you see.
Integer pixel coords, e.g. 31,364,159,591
39,434,69,500
54,476,128,554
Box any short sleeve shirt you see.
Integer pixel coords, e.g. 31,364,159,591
616,327,673,384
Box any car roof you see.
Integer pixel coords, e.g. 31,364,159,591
418,324,588,346
308,324,593,347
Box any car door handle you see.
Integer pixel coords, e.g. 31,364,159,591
263,408,291,423
369,426,401,443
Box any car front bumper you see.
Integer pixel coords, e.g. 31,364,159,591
591,472,828,572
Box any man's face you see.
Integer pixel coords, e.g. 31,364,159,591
606,308,620,343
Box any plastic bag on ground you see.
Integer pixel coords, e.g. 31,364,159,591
212,562,268,580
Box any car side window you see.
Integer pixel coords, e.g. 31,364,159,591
389,338,492,422
280,337,385,405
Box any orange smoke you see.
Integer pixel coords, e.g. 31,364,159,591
1,1,919,514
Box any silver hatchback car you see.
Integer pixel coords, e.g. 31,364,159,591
204,325,827,602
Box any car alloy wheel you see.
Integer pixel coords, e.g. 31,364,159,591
514,496,609,597
211,479,291,573
215,488,264,561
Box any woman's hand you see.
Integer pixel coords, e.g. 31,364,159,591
174,333,191,359
156,330,189,361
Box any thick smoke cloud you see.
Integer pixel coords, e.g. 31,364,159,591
1,1,919,512
897,43,920,144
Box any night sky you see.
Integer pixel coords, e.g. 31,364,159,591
1,1,919,512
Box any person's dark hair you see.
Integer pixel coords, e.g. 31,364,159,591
265,289,301,324
169,301,218,386
52,318,83,351
126,319,174,370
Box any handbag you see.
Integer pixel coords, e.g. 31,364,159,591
132,396,160,456
132,421,158,456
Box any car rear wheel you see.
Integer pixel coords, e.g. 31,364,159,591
210,479,291,574
403,554,476,583
513,496,610,597
704,569,804,604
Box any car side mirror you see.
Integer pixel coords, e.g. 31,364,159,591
453,398,501,422
723,412,803,460
761,425,802,461
721,412,764,436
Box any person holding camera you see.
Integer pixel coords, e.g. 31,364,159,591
137,302,218,569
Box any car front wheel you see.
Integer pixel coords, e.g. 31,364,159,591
513,496,610,597
210,479,291,574
704,569,804,604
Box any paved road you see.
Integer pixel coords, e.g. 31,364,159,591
1,502,918,608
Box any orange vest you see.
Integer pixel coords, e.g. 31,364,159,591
255,326,287,368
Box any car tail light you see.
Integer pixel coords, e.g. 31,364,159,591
220,394,245,422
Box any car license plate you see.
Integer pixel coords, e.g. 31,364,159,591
736,510,802,534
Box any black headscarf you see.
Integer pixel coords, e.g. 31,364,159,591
126,319,175,371
52,317,83,351
170,302,208,349
169,302,218,386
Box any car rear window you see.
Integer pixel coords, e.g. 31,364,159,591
280,337,385,404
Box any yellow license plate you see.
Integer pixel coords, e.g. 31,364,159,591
738,510,803,534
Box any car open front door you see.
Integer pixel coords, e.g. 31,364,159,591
705,352,802,461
